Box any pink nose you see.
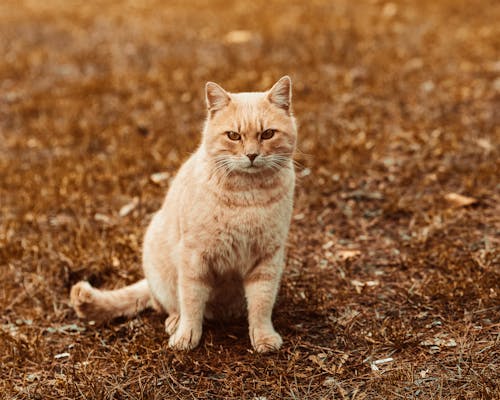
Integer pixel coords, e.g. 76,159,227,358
247,153,258,162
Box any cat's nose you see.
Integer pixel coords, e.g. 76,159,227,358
247,153,258,163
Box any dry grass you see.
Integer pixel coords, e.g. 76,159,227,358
1,0,499,399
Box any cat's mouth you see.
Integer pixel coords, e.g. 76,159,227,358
243,165,260,173
245,162,265,171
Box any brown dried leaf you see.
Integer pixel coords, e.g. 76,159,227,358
119,197,139,217
337,250,361,260
224,30,254,44
94,213,112,224
150,172,171,184
444,193,477,208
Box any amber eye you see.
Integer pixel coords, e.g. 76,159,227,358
261,129,276,140
226,131,241,141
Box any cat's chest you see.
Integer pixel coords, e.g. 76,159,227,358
204,182,293,236
181,173,294,270
216,205,281,245
204,202,291,270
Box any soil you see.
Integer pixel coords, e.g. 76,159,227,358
1,0,499,399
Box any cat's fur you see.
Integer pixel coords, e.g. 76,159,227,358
70,76,297,352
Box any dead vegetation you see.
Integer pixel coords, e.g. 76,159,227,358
0,0,499,399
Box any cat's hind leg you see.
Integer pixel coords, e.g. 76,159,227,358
70,279,154,321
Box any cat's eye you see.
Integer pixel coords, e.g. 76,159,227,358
226,131,241,141
261,129,276,140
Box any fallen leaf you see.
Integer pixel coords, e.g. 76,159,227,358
444,193,477,208
477,138,494,152
224,30,254,44
350,280,367,294
322,240,334,250
349,279,379,294
421,80,435,93
338,250,361,260
49,214,73,226
150,171,170,184
119,197,139,217
382,2,397,19
419,369,429,378
420,335,457,347
112,256,120,267
293,213,305,221
94,213,111,224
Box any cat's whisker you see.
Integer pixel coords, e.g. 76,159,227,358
212,158,239,185
263,156,295,171
268,155,303,171
293,147,313,158
209,162,229,183
266,160,283,173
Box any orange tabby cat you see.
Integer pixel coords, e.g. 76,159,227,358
70,76,297,352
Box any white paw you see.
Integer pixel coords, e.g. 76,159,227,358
251,328,283,353
70,281,96,319
168,324,202,350
164,314,180,336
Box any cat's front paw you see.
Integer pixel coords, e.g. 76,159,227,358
168,324,202,350
70,281,97,319
251,328,283,353
164,314,180,336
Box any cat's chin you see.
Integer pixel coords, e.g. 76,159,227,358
239,164,275,174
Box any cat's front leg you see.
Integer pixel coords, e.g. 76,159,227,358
244,252,284,353
168,266,210,351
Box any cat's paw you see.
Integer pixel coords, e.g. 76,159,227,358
251,329,283,353
70,281,96,319
164,314,180,336
168,324,202,350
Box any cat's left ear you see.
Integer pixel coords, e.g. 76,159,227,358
267,76,292,113
205,82,231,113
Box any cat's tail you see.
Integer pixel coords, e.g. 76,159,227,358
70,279,157,321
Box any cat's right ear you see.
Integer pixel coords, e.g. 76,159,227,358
205,82,230,114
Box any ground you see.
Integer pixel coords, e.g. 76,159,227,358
0,0,499,399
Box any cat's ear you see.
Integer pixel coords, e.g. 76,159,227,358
267,76,292,112
205,82,231,113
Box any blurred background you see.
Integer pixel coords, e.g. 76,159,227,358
1,0,499,398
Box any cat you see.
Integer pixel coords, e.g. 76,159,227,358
70,76,297,353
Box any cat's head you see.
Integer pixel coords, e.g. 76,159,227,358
202,76,297,175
